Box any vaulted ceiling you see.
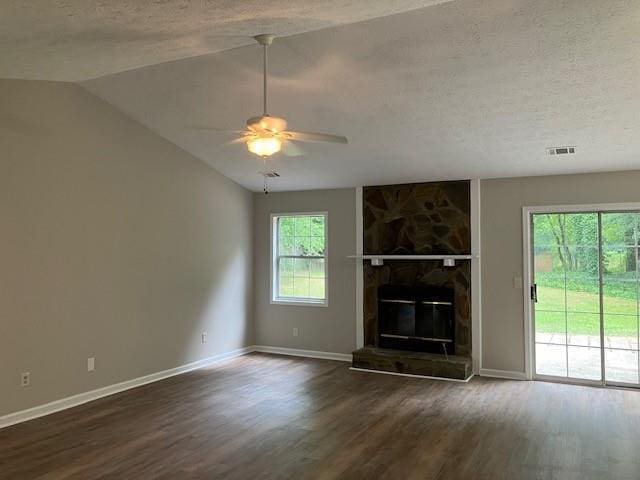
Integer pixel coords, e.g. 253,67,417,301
0,0,452,81
4,0,640,191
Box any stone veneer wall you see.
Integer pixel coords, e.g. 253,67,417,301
363,181,472,356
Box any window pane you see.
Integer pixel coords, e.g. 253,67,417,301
536,278,565,312
535,310,565,344
293,236,310,256
602,280,637,316
295,216,311,236
279,236,296,255
565,274,599,313
309,259,325,278
309,278,325,299
308,236,325,256
310,216,325,237
294,258,311,276
567,312,600,347
536,343,567,377
605,348,639,384
278,217,295,237
568,346,601,381
602,212,638,247
279,276,294,297
293,277,310,298
604,315,638,350
279,258,294,276
603,247,637,276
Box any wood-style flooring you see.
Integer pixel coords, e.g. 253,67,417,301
2,353,640,479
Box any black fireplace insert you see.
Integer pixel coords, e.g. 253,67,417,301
377,284,455,355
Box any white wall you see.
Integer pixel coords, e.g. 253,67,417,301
253,189,357,354
481,170,640,373
0,80,253,416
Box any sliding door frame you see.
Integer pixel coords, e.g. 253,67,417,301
522,202,640,382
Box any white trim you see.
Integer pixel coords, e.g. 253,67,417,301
470,178,482,375
0,346,254,430
253,345,352,362
270,212,329,307
522,207,534,380
522,202,640,383
350,367,474,383
480,368,527,380
523,202,640,214
269,299,327,308
348,254,473,260
355,186,364,349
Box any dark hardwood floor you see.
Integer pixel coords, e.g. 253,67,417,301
2,353,640,479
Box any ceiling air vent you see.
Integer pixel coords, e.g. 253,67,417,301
260,171,280,178
547,146,576,156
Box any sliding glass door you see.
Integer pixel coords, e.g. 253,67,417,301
532,211,640,387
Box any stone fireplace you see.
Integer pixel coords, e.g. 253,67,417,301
352,180,473,380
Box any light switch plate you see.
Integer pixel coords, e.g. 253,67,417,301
513,276,523,289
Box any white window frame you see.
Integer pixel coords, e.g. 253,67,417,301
271,212,329,307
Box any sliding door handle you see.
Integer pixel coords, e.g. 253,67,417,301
531,284,538,303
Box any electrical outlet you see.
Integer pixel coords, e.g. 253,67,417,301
21,372,30,387
293,327,299,337
87,357,95,372
513,276,523,289
201,331,208,344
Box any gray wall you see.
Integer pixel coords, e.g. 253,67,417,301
253,189,357,354
1,80,253,416
481,170,640,373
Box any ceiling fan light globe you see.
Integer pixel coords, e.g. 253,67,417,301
247,136,282,157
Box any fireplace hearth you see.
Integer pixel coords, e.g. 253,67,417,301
378,285,455,355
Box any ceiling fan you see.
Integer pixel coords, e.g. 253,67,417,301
202,34,348,159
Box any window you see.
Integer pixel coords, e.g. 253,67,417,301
271,213,328,306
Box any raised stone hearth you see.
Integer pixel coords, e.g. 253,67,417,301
352,348,472,380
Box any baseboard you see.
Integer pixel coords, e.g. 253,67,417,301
479,368,527,380
0,346,254,430
1,345,357,429
253,345,352,362
350,367,474,383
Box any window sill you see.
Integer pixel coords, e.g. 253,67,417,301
271,298,328,308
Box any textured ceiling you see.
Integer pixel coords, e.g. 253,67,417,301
0,0,452,81
84,0,640,191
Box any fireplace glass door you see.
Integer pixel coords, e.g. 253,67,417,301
416,301,453,342
379,299,416,338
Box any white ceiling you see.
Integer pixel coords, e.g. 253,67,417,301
8,0,640,192
0,0,451,81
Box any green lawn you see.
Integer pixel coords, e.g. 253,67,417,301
278,275,325,299
536,286,639,336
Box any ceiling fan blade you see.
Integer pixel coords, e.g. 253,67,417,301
225,136,251,146
186,126,246,134
282,140,304,157
282,131,348,144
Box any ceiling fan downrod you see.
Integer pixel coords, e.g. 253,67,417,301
254,34,275,116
